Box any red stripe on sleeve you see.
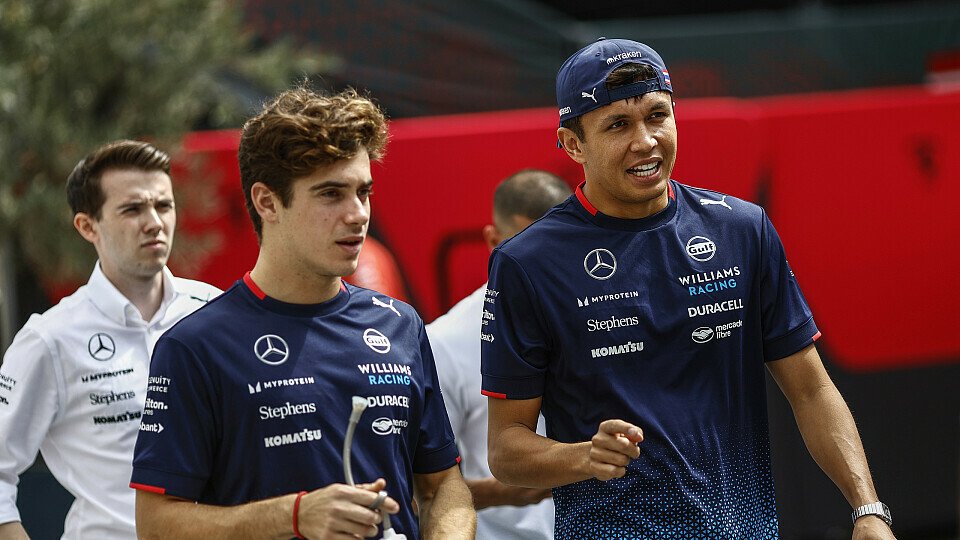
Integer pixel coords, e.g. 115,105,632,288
812,331,822,342
130,482,166,494
481,390,507,399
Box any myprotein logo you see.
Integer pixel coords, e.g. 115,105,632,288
372,417,408,436
363,328,391,354
247,376,316,395
685,236,717,262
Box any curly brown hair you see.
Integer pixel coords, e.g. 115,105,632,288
238,85,388,240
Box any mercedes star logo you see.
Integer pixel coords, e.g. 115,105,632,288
583,248,617,280
87,333,116,361
254,334,290,366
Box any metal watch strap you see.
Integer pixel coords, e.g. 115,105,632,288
851,501,892,526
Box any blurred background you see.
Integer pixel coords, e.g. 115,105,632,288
1,0,958,538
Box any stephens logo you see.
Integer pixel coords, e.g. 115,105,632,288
685,236,717,262
691,327,714,343
363,329,391,354
587,314,640,332
254,335,289,366
584,249,617,280
372,417,408,436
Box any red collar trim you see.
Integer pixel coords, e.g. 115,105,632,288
243,271,267,300
575,181,598,216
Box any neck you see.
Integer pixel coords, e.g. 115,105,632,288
249,250,341,305
101,266,165,321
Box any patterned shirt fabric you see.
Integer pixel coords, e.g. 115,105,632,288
131,274,460,539
481,180,819,539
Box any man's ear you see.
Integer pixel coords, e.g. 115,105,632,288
251,182,281,225
73,213,98,244
557,127,586,164
481,224,501,253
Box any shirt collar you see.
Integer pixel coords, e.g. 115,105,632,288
87,262,177,326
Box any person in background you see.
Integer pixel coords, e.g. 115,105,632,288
427,169,571,539
0,140,220,539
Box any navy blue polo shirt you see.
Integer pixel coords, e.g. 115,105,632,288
481,181,819,539
132,275,459,538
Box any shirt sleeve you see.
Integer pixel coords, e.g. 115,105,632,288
130,336,218,500
425,323,466,444
758,210,820,361
480,249,552,399
0,326,60,524
412,322,460,474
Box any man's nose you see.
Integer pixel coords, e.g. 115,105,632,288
630,124,657,154
142,207,163,233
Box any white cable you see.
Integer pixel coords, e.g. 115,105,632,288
343,396,407,540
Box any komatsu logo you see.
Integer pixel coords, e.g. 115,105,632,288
591,341,644,358
264,428,322,448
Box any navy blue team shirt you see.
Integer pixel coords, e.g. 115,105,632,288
481,181,820,539
131,274,460,538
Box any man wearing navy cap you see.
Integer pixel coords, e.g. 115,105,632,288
482,38,895,539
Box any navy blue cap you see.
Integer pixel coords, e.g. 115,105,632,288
556,38,672,124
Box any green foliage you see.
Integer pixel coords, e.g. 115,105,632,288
0,0,334,284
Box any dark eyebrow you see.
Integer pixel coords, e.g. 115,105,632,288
309,179,374,191
600,113,631,125
648,100,671,113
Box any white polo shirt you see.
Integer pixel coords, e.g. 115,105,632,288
0,263,220,539
427,284,555,540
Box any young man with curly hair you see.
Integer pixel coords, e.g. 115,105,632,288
131,86,475,539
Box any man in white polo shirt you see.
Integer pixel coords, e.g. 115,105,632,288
427,169,571,539
0,140,220,539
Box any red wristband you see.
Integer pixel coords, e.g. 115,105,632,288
292,490,308,539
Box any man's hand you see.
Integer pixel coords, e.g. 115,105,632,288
589,419,643,481
852,516,896,539
297,478,400,539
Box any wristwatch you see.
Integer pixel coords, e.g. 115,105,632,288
851,501,893,526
